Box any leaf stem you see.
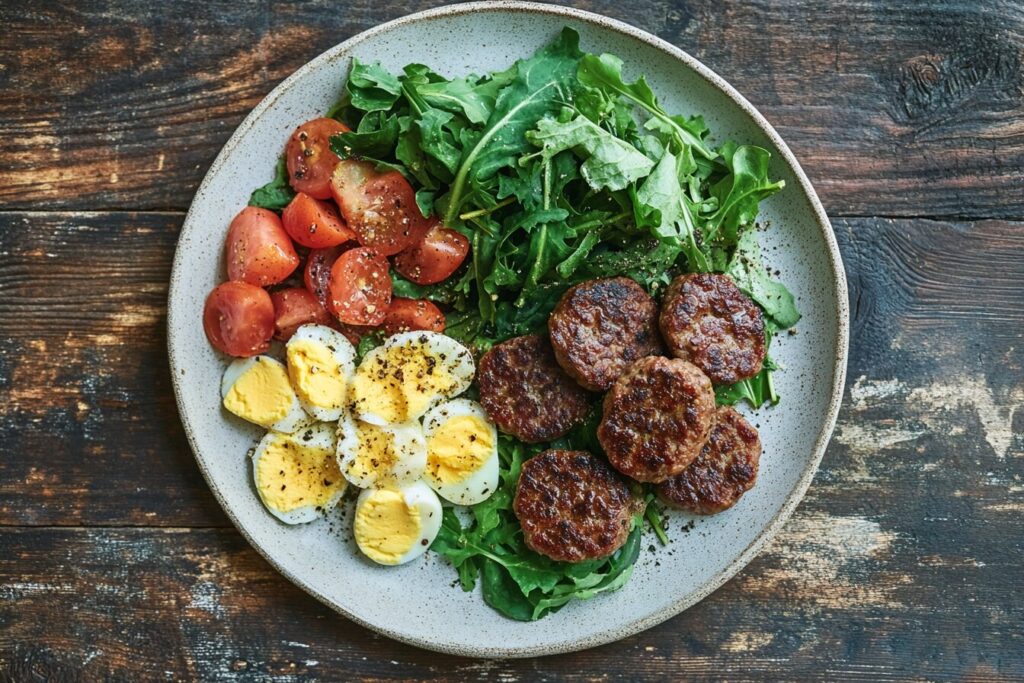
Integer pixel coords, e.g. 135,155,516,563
458,197,515,221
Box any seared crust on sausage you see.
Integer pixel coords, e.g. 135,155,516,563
548,277,663,391
657,406,761,514
514,450,638,562
478,335,591,443
659,273,766,385
598,356,716,483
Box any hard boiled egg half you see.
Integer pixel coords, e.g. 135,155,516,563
350,331,474,426
336,412,426,489
353,481,442,565
422,399,499,505
285,324,355,422
222,356,307,433
252,421,346,524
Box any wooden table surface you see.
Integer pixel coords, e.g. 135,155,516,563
1,1,1022,680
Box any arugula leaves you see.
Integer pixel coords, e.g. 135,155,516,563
248,156,295,210
315,29,801,619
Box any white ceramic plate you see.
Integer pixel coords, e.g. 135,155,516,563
168,2,848,658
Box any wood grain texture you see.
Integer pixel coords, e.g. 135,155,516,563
1,0,1023,217
1,211,1021,680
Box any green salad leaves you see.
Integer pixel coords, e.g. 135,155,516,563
270,28,800,619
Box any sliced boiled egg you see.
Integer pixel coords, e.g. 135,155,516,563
422,399,499,505
336,412,426,489
350,331,474,426
285,324,356,422
221,356,307,433
353,481,442,565
252,421,346,524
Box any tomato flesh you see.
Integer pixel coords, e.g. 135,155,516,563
225,207,299,286
282,192,356,248
203,281,275,357
393,220,470,285
304,245,345,310
381,297,446,336
330,160,429,256
327,248,392,326
286,118,348,199
270,287,332,341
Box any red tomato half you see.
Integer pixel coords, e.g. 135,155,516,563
304,245,345,310
286,118,349,199
330,160,429,256
381,297,446,336
327,248,392,326
393,220,470,285
282,192,356,248
270,287,332,341
203,281,275,357
225,207,299,286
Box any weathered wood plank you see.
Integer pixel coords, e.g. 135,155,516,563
0,522,1019,681
1,1,1022,217
1,213,1021,529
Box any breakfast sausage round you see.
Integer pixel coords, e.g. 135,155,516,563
657,406,761,514
478,335,591,443
658,272,766,385
514,449,638,563
548,277,663,391
598,356,716,483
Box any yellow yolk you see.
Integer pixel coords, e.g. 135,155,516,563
342,421,399,484
426,415,494,485
255,438,344,513
223,358,294,427
287,339,346,410
353,488,421,565
352,341,458,423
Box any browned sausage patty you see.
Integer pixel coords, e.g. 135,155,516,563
656,406,761,514
478,335,591,443
659,272,766,385
514,449,638,562
598,356,716,483
548,277,662,391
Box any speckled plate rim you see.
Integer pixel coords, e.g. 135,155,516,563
168,1,849,659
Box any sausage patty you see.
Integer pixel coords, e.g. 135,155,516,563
548,277,663,391
598,356,716,483
514,449,638,562
659,272,766,385
657,406,761,514
478,335,591,443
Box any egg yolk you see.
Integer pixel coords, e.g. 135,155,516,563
426,415,494,485
352,342,457,423
223,358,294,427
256,437,344,513
343,421,400,485
287,339,346,410
353,489,421,565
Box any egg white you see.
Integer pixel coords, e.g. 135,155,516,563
422,399,500,505
336,411,426,489
285,324,356,422
352,331,475,426
251,422,346,525
221,356,307,433
353,481,443,565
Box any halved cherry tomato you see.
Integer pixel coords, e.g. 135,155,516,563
270,287,332,341
334,322,373,346
225,207,299,286
381,297,446,336
203,281,275,357
304,245,346,309
282,192,356,248
327,248,392,326
393,220,470,285
286,118,349,199
330,160,429,256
